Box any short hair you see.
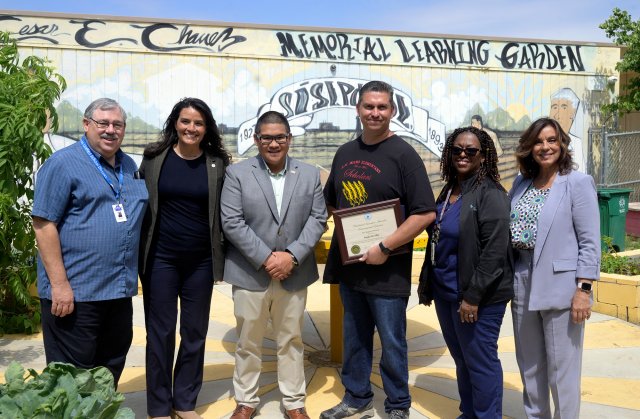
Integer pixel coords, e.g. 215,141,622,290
516,117,575,178
437,126,504,201
471,114,483,125
551,88,580,109
84,98,127,123
255,111,290,135
357,80,395,108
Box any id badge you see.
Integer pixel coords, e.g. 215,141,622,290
112,203,127,222
430,226,440,265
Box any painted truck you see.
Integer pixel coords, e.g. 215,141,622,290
1,11,621,190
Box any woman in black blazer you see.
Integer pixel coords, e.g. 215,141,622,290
139,98,231,419
419,127,513,419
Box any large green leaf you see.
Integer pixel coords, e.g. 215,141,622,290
0,394,26,418
1,362,132,418
3,361,26,389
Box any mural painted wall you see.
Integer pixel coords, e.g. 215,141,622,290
0,11,621,189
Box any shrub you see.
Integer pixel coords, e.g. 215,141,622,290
0,31,66,334
601,236,640,275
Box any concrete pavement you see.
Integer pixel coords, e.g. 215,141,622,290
2,278,640,418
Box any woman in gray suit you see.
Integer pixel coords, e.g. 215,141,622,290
139,98,231,419
510,117,600,418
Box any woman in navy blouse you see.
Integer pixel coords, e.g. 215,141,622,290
139,98,231,419
419,126,513,419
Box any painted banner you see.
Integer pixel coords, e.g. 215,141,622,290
236,77,445,156
0,12,616,74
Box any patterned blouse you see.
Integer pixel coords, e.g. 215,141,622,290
510,186,551,250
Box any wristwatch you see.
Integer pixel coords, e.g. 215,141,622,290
577,281,592,294
378,241,392,255
286,250,299,266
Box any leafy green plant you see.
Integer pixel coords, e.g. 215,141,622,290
0,31,66,334
601,236,640,275
600,8,640,116
625,234,640,251
0,361,134,418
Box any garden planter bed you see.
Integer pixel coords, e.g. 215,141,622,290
594,249,640,324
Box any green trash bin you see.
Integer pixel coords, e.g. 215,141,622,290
597,188,633,251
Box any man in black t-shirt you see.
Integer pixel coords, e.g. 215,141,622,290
320,81,436,419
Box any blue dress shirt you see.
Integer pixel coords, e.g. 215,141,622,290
32,139,148,301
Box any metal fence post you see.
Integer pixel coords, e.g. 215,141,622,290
602,127,608,186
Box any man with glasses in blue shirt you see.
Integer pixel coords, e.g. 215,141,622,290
221,111,326,419
32,98,148,388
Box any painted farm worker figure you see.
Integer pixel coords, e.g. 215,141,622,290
471,114,503,156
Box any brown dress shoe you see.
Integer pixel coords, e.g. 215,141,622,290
285,407,311,419
230,404,256,419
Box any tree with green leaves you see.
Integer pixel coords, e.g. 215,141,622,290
600,8,640,115
0,31,66,334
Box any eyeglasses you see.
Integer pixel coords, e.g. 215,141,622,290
452,146,480,157
256,134,290,145
88,117,126,131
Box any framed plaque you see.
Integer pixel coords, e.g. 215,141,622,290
332,198,407,265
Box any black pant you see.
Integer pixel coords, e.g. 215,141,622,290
142,250,214,416
40,297,133,388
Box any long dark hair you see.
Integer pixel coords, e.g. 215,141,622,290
437,126,504,202
516,117,574,178
143,97,231,166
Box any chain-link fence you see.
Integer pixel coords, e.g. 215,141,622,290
587,127,603,183
598,130,640,202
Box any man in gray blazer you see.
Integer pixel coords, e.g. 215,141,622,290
221,111,327,419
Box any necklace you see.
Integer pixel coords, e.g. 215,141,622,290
173,145,202,160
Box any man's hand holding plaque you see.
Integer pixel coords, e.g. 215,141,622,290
332,198,408,265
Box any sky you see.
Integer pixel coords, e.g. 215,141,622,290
0,0,639,44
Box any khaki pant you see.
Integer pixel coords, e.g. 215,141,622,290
232,280,308,410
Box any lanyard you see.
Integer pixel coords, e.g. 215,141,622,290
431,187,458,265
437,188,454,225
80,136,123,202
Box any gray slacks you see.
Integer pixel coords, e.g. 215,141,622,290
511,249,584,419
